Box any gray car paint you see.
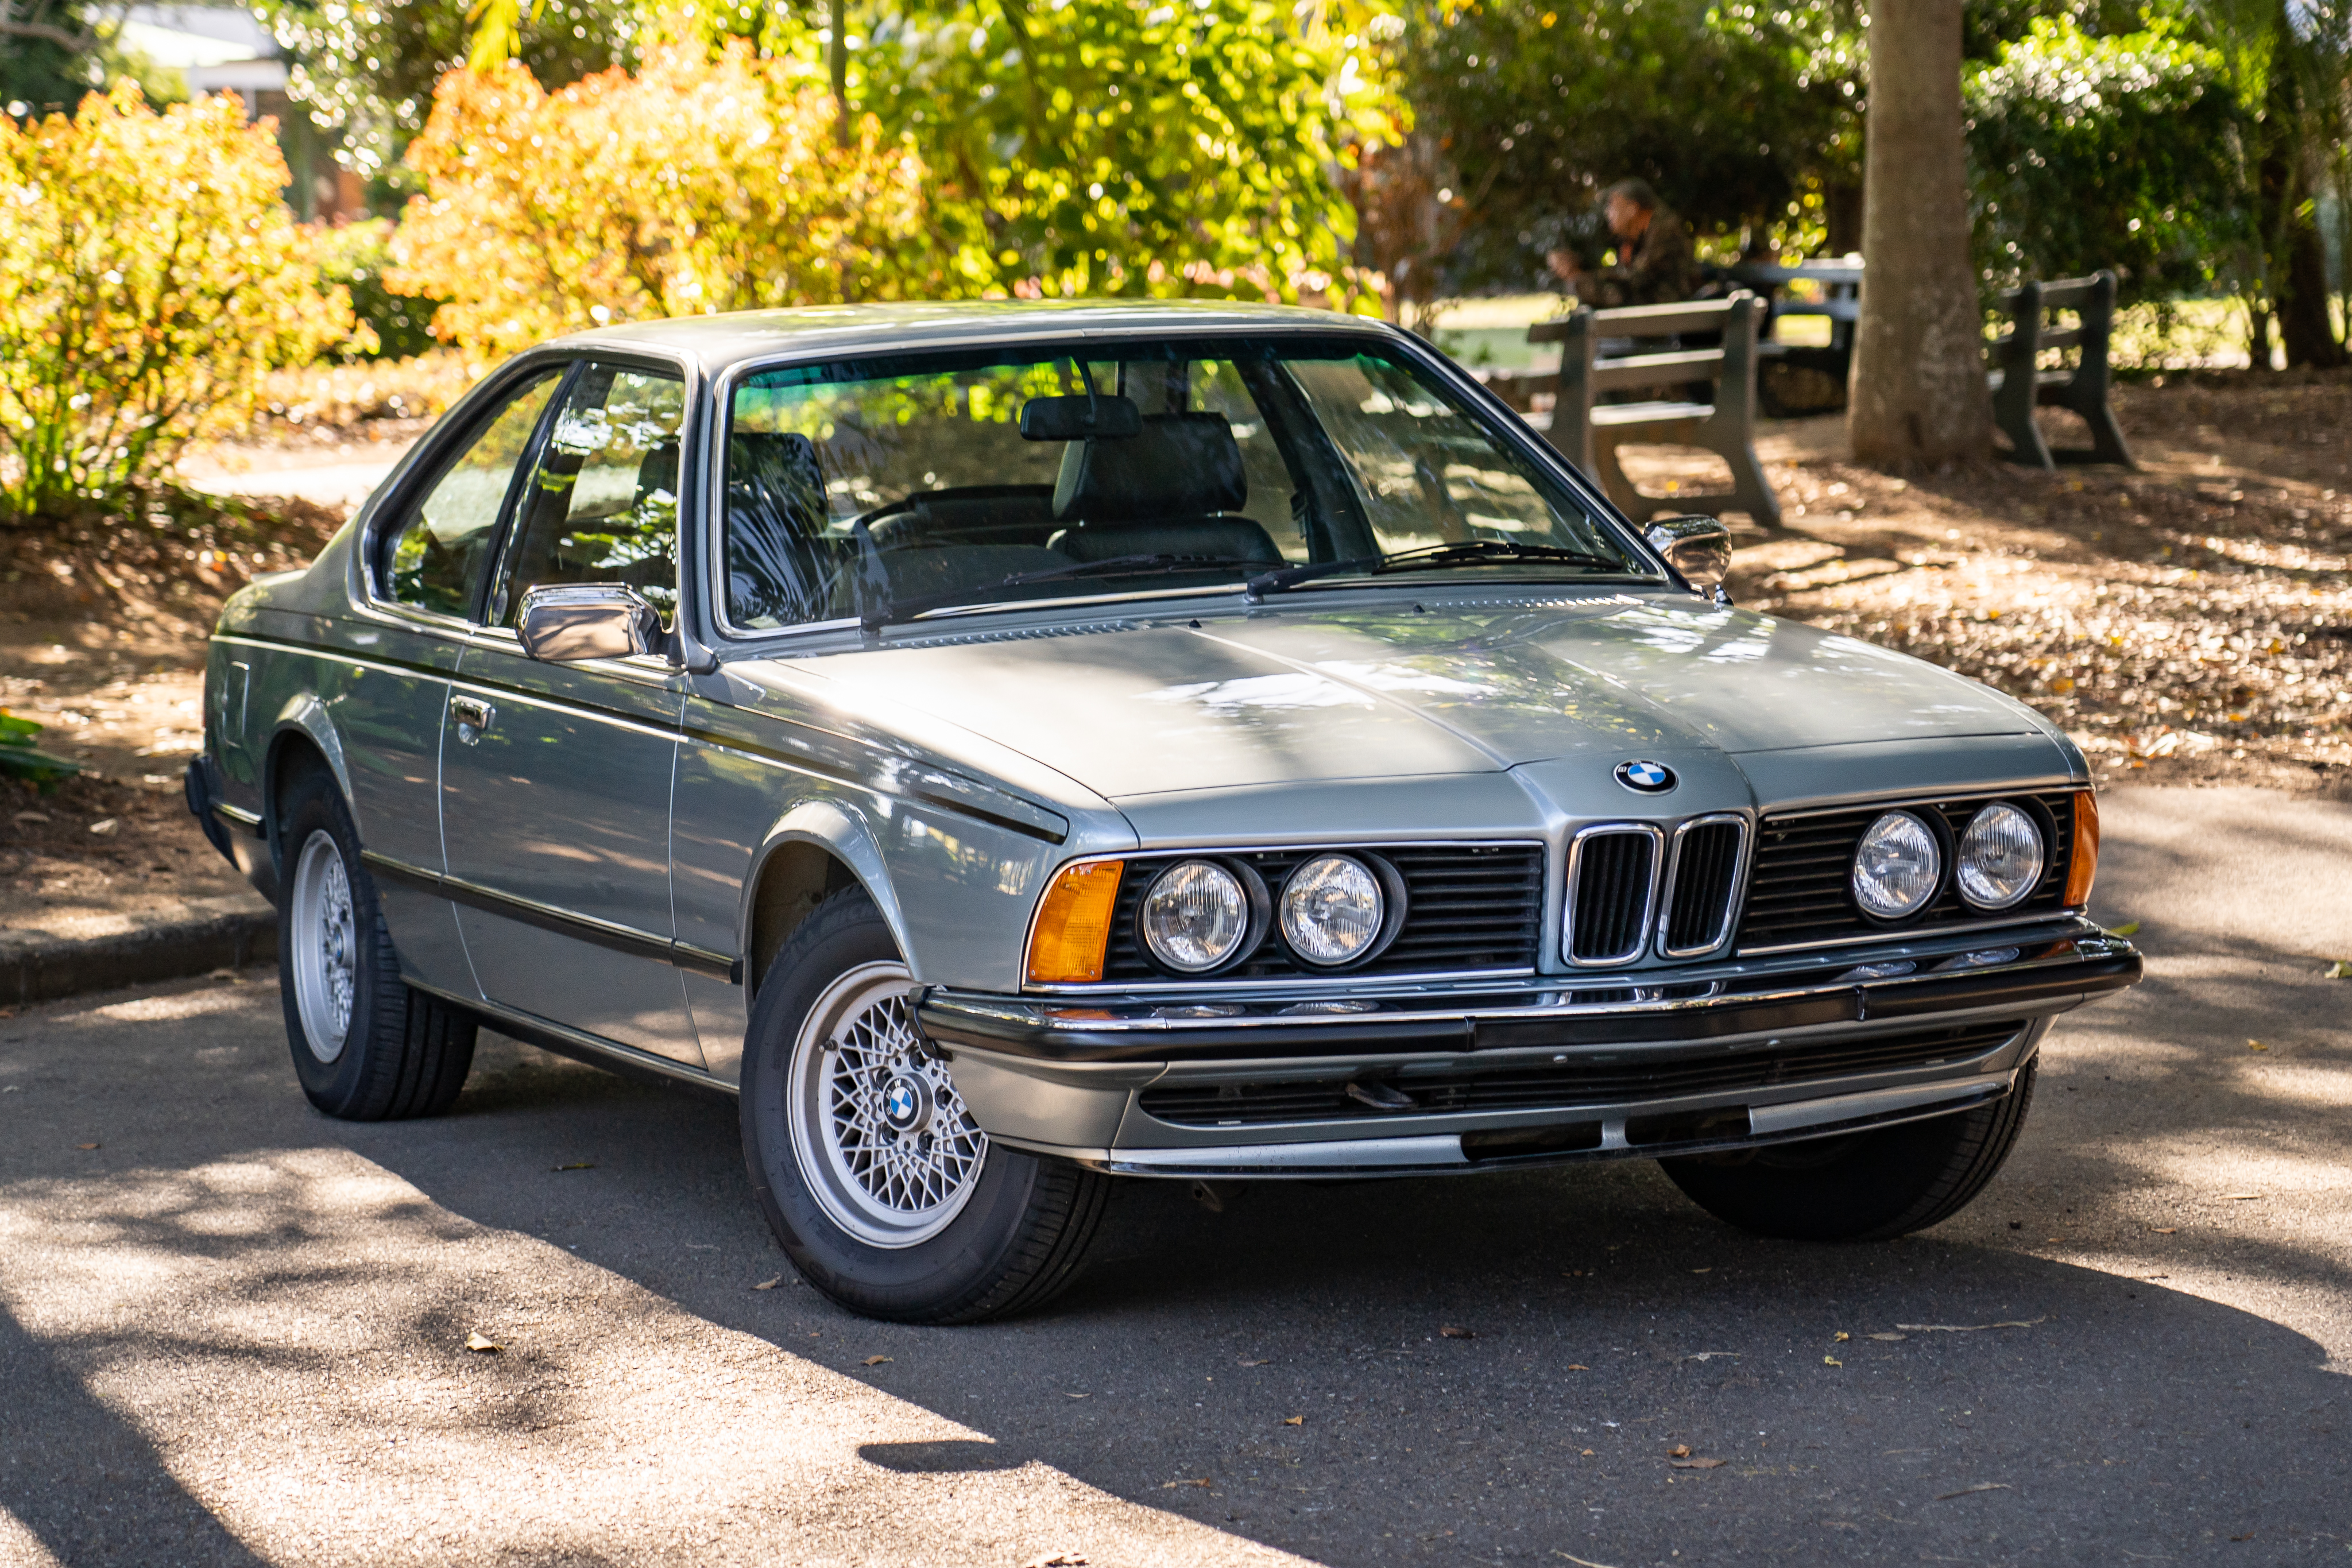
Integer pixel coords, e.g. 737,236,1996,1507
199,300,2119,1144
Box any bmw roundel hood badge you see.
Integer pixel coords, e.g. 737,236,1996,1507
1615,760,1676,793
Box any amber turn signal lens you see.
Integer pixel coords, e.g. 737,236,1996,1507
2064,789,2100,907
1027,860,1124,984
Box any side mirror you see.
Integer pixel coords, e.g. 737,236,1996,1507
517,583,664,663
1643,515,1734,603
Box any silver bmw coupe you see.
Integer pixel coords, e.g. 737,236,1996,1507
188,301,2141,1322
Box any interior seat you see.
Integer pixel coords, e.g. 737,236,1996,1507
1047,412,1282,564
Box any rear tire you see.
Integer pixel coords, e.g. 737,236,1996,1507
739,888,1109,1323
1659,1056,2037,1242
276,767,476,1121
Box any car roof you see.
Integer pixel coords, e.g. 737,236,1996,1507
539,299,1407,376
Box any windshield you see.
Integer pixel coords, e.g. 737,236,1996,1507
719,334,1647,632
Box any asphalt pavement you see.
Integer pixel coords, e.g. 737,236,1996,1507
1,784,2347,1568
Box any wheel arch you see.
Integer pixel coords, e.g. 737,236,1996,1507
742,799,914,998
262,698,354,872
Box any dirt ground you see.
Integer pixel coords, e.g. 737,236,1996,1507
3,369,2348,913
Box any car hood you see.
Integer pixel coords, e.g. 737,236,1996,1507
775,594,2045,802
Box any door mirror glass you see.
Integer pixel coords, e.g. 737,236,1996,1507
516,583,664,663
382,371,560,618
1643,514,1734,597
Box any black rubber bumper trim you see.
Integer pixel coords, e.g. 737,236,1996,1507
916,948,2143,1064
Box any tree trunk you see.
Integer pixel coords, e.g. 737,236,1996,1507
1849,0,1989,466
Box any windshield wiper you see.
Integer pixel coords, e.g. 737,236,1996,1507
1245,539,1633,599
876,553,1258,628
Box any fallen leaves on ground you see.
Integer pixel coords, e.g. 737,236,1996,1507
74,1142,98,1151
862,1355,892,1366
752,1276,783,1290
1566,1363,1592,1370
1159,1478,1212,1489
1724,383,2352,794
1895,1317,2048,1333
1935,1482,2013,1501
1668,1444,1690,1458
1020,1552,1088,1568
1868,1332,1908,1342
2149,1226,2179,1234
1237,1357,1271,1366
552,1161,594,1171
1282,1415,1304,1426
1669,1457,1727,1470
2325,959,2352,978
1832,1331,1851,1342
1439,1325,1477,1339
464,1332,502,1354
2110,922,2143,936
1552,1551,1622,1568
1823,1356,1843,1366
2247,1039,2268,1051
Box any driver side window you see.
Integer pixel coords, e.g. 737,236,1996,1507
493,363,687,629
381,371,560,620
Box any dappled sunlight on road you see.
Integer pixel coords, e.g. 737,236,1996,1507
0,1138,1314,1567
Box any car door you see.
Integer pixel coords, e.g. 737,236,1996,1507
353,366,564,996
439,359,705,1064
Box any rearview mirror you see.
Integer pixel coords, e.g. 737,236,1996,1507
1018,394,1141,441
517,583,664,663
1643,515,1734,602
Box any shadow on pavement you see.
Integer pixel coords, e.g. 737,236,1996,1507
338,1025,2350,1568
0,1298,273,1567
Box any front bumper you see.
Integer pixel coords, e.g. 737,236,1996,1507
918,919,2140,1178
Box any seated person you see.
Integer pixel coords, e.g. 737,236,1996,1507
1548,179,1699,308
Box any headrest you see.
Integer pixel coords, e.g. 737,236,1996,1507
1052,412,1247,524
634,438,680,509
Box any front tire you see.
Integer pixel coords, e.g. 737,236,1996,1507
1660,1055,2038,1242
276,767,477,1121
740,889,1109,1323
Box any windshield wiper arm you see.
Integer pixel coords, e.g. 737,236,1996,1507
1245,539,1631,599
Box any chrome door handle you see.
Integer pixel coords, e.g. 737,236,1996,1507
451,696,494,744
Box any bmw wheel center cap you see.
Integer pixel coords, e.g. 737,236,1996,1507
881,1073,932,1133
1615,759,1676,793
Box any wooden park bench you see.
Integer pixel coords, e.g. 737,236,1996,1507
1987,272,2134,468
1728,261,2135,469
1727,258,1862,419
1485,292,1781,529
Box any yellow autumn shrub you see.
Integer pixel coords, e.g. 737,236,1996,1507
389,45,935,360
0,83,362,522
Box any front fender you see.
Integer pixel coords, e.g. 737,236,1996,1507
742,797,915,979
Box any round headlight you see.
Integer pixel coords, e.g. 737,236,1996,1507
1956,802,2044,909
1280,855,1386,966
1851,810,1942,920
1140,861,1251,972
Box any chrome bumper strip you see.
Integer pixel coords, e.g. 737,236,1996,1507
919,923,2138,1064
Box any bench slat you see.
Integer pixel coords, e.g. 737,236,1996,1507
1591,350,1723,392
2004,274,2106,311
1588,401,1711,428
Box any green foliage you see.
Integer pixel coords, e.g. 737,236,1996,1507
1964,17,2243,304
0,711,80,788
746,0,1397,303
314,218,442,361
255,0,637,176
1396,0,1862,296
0,84,361,522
